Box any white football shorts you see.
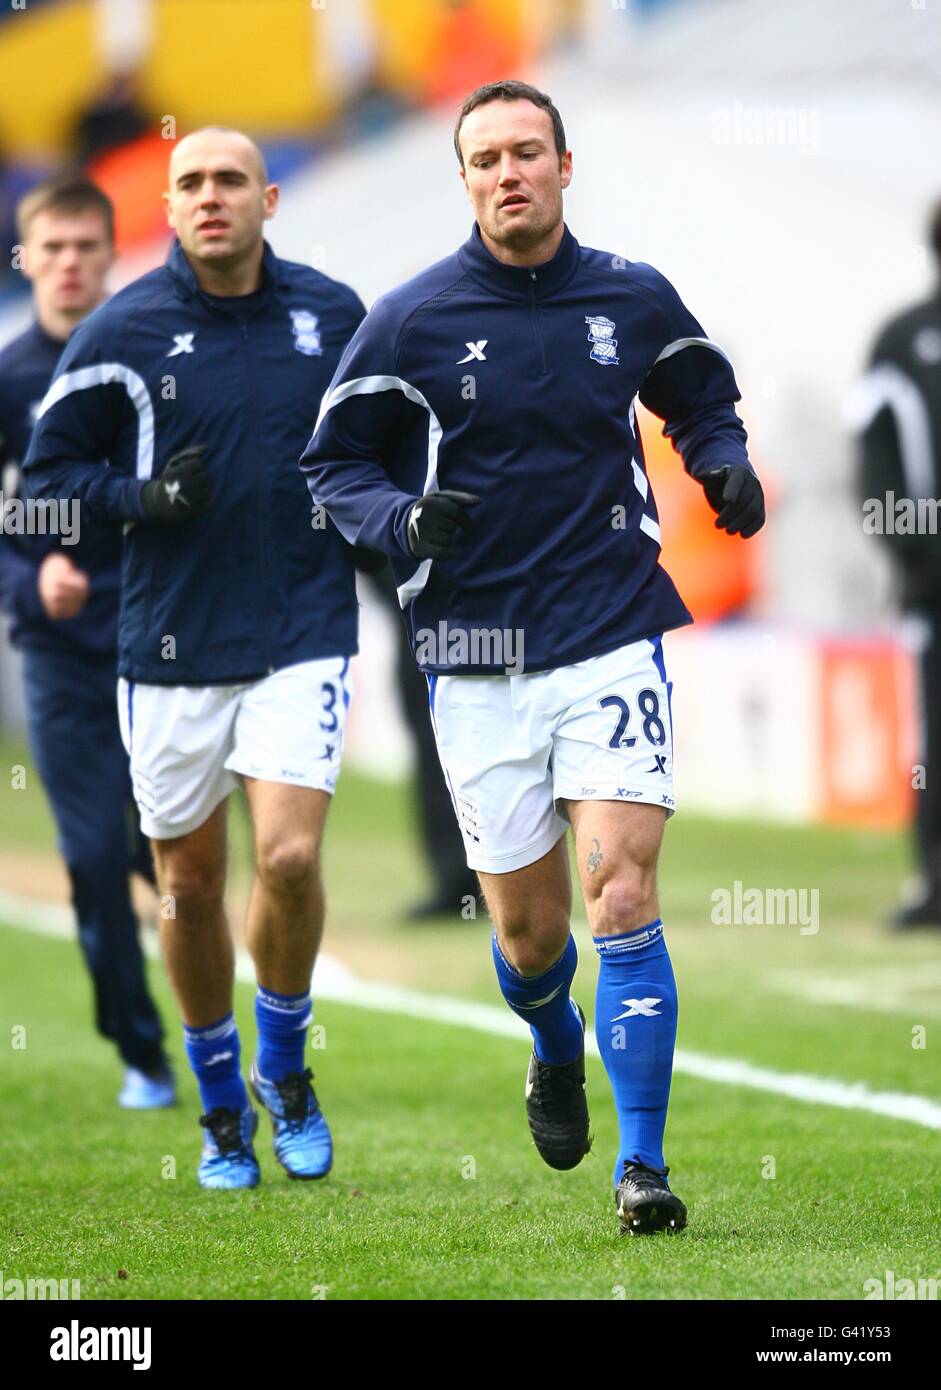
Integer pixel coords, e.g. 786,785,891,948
427,635,675,874
117,656,351,840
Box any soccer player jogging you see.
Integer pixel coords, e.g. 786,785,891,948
25,129,365,1189
301,81,765,1234
0,176,174,1109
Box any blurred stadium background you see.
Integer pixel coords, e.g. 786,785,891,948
2,0,939,823
1,0,939,1301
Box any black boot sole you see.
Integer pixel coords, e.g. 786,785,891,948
617,1190,688,1235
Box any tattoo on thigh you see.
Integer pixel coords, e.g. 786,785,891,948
586,837,603,875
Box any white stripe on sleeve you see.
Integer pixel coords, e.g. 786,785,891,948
313,373,443,607
37,362,156,481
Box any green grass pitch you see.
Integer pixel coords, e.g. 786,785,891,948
1,740,939,1299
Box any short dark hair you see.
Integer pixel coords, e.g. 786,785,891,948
453,79,566,169
16,175,115,244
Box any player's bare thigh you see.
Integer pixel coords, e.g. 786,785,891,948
478,801,665,965
564,799,667,938
149,798,228,906
241,777,332,885
151,780,332,901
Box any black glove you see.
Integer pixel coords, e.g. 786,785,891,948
140,445,212,523
700,465,765,538
407,489,480,560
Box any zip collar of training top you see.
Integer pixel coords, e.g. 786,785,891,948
25,317,69,358
165,237,291,302
457,220,581,301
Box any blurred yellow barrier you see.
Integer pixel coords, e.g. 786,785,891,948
0,0,569,159
142,0,341,134
0,0,98,157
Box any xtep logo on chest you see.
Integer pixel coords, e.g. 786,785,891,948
457,340,488,363
167,333,195,357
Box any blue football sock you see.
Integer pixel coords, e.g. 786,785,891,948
183,1012,247,1114
594,920,678,1186
492,931,583,1065
254,986,312,1082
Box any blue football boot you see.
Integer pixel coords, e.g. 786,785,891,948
118,1064,176,1110
197,1103,260,1190
249,1062,332,1180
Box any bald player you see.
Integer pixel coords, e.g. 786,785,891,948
25,128,366,1189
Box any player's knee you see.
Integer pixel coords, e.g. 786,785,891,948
493,908,571,975
589,867,655,935
255,835,320,893
156,857,226,912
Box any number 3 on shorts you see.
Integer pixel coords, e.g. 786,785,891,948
320,681,339,733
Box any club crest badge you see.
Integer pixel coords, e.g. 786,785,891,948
585,315,619,366
290,309,323,357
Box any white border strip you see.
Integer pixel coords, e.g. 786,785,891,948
1,889,938,1131
310,372,441,608
653,335,732,367
37,362,156,481
843,364,935,499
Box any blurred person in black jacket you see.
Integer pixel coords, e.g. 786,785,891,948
71,70,151,167
852,199,941,930
0,176,174,1099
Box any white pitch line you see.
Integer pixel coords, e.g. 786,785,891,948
2,889,940,1131
768,966,941,1018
